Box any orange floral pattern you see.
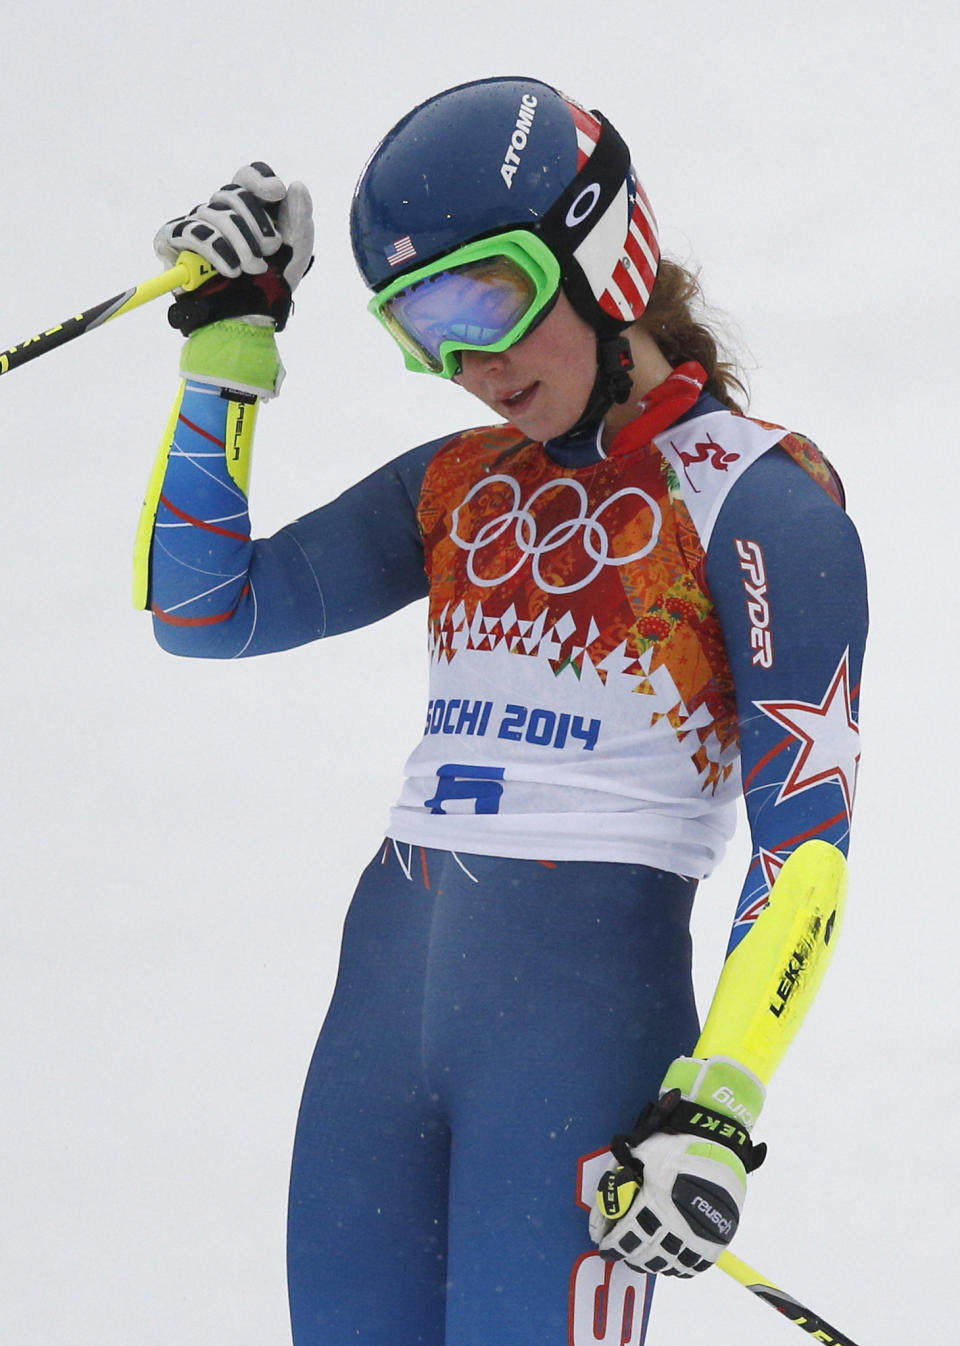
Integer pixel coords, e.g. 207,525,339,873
417,421,839,793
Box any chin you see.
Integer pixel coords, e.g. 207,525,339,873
506,409,574,443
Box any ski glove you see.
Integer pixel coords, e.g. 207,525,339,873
589,1056,767,1277
154,163,314,333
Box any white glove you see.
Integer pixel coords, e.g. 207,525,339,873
589,1056,767,1278
154,163,314,337
155,162,314,291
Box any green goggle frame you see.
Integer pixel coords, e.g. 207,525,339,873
368,229,563,378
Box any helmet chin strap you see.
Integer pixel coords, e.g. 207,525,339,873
556,334,634,442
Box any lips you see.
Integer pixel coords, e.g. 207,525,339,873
498,382,538,416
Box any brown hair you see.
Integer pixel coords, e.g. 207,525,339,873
639,259,748,412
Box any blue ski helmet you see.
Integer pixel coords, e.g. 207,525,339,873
350,76,660,339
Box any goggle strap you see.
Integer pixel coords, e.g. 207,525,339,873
536,113,633,336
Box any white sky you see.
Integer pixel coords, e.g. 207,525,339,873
1,2,956,1342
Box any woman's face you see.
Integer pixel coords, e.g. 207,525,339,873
453,290,598,442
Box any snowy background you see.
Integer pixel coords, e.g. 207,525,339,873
1,2,955,1342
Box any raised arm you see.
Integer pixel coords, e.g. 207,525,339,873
134,163,436,658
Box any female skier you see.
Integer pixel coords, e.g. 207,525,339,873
139,77,868,1346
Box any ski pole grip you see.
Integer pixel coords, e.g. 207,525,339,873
170,250,218,292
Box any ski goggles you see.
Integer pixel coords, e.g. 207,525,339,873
369,229,562,378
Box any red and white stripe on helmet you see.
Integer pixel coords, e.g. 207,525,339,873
563,98,660,324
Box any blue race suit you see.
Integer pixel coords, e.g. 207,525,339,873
140,367,867,1345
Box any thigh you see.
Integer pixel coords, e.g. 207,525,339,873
287,845,450,1346
423,854,699,1346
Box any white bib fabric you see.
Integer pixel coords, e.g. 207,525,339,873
388,408,786,876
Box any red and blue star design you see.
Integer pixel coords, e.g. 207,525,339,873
754,649,860,818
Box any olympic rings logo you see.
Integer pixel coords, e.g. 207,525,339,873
449,474,662,594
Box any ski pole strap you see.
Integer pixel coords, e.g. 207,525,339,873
612,1090,768,1174
167,250,297,334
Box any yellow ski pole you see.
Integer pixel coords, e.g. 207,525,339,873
0,251,215,376
718,1250,861,1345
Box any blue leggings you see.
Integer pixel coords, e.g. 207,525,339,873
287,843,699,1345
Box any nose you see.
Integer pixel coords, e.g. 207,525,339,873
459,345,509,379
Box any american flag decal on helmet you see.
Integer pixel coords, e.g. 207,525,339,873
562,97,660,323
564,98,603,170
386,235,418,267
603,172,659,322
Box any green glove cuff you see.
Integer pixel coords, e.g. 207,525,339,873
180,318,284,400
661,1056,766,1131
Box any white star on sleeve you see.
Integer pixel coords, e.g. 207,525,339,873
754,649,860,817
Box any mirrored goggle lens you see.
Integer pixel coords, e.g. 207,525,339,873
381,255,541,373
